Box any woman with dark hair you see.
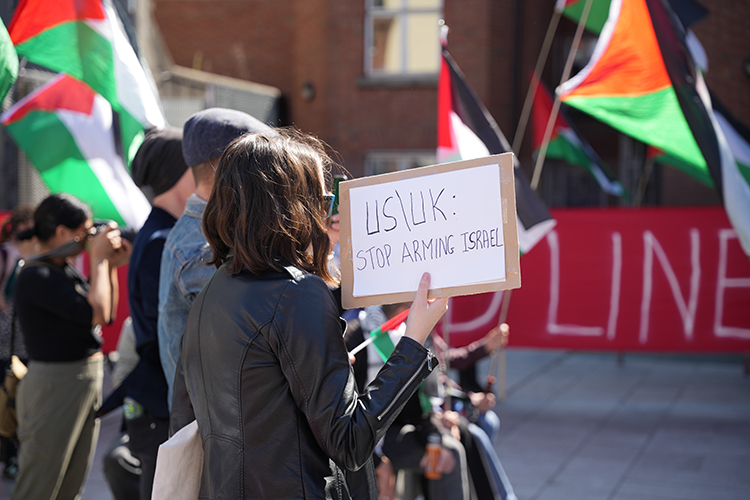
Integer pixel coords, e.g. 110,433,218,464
170,130,448,499
11,193,131,500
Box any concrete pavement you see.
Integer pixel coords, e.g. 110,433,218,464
496,351,750,500
0,349,747,500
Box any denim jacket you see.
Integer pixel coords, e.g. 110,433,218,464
158,194,216,408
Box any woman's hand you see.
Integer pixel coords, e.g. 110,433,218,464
483,323,510,353
87,222,120,262
469,391,496,413
110,238,133,268
405,272,448,346
437,410,462,441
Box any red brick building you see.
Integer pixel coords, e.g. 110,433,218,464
152,0,750,207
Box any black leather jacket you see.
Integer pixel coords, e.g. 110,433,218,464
170,261,437,499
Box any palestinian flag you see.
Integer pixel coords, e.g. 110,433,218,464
557,0,715,188
711,94,750,257
557,0,709,70
559,0,747,255
713,99,750,189
555,0,612,34
531,79,627,198
1,73,150,228
641,0,747,255
437,37,556,255
8,0,165,164
0,19,17,102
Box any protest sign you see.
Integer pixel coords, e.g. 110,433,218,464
339,153,520,308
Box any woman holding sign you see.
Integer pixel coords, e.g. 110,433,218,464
170,130,448,499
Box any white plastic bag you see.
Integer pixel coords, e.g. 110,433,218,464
152,420,203,500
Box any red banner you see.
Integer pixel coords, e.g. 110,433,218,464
99,265,129,353
439,207,750,352
6,207,750,353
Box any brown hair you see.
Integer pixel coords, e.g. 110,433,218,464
203,129,336,285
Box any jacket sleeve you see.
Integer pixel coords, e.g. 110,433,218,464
169,337,196,436
271,276,436,472
343,318,368,393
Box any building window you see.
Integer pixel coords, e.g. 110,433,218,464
364,150,436,176
364,0,443,78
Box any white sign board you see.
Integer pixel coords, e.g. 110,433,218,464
339,153,520,308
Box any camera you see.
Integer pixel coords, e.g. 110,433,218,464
92,221,137,243
36,221,138,260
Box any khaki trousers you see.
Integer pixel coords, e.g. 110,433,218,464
12,354,103,500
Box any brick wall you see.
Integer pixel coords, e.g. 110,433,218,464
153,0,749,203
693,0,750,117
154,1,295,104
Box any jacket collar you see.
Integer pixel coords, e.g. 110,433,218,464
184,194,207,219
222,256,309,282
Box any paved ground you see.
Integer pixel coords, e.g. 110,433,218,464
497,351,750,500
0,349,748,500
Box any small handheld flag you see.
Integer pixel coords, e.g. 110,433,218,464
349,308,410,357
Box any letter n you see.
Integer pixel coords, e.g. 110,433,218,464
639,230,700,344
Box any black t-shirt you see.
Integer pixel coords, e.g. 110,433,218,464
13,260,100,362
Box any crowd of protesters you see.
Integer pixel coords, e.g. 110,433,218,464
0,108,513,500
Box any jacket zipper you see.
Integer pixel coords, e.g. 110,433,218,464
377,356,428,421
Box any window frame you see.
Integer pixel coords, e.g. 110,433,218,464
363,0,444,79
364,149,437,177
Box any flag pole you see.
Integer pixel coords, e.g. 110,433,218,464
511,9,562,154
530,0,595,191
442,298,452,412
486,290,512,401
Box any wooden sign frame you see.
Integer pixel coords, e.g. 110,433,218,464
339,153,520,309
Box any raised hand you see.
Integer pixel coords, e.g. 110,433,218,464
405,272,449,346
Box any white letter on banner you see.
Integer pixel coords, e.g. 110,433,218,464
546,230,621,336
607,232,623,340
714,229,750,339
639,229,701,344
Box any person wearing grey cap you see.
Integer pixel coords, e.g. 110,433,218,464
101,126,194,500
157,108,273,408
